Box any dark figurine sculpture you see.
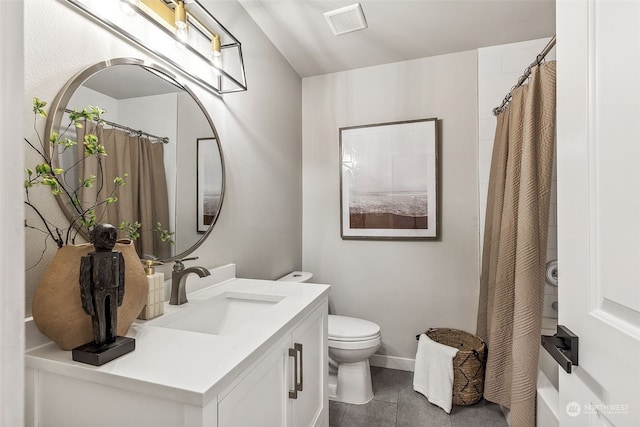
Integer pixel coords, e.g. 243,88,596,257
72,223,134,366
79,223,125,345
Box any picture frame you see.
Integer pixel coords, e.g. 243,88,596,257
339,118,440,240
196,137,222,233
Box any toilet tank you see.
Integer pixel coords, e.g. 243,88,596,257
277,271,313,283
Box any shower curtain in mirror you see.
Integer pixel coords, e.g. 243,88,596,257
476,61,556,427
77,122,171,259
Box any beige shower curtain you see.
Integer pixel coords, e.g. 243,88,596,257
476,61,556,427
77,122,171,259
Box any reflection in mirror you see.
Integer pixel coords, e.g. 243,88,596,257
45,58,224,262
197,138,222,233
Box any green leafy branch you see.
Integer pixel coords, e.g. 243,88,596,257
118,221,174,244
25,98,129,248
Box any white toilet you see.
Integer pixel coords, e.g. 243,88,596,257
278,271,382,405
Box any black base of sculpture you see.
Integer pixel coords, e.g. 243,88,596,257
72,336,135,366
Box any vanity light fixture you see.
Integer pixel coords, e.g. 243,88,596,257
65,0,247,95
174,1,189,44
211,33,222,73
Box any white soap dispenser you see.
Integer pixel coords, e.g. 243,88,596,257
137,259,165,320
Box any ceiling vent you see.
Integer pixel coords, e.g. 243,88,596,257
324,3,368,36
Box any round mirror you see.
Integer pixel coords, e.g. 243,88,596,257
44,58,224,262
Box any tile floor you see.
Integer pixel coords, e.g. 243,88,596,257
329,367,509,427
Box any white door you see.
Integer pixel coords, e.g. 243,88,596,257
556,1,640,426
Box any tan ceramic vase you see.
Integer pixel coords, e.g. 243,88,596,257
32,239,148,350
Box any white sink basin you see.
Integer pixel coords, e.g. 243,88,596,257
155,292,285,335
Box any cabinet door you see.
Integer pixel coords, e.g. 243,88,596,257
289,303,328,427
218,335,289,427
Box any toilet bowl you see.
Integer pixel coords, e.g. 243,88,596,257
328,315,381,404
278,271,382,405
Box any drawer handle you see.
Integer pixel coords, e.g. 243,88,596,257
295,343,303,392
288,347,298,399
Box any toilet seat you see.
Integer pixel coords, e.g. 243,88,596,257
328,315,381,341
328,335,381,350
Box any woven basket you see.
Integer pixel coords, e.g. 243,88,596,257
423,328,486,406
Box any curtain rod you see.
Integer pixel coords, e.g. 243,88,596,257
492,35,556,116
64,108,170,144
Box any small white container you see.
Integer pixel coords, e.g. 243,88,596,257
138,260,165,320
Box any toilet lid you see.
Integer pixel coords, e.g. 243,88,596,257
328,315,381,341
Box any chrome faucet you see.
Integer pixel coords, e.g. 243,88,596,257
170,257,211,305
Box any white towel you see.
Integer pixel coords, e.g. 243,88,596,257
413,333,459,413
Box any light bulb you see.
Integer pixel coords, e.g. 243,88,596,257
176,26,189,45
119,0,139,16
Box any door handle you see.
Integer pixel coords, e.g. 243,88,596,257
295,343,303,392
288,343,303,399
541,325,579,373
288,347,299,399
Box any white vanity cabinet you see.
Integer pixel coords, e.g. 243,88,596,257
25,275,329,427
289,301,327,427
218,302,328,427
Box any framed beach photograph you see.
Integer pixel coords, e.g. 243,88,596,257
339,118,439,240
196,137,222,233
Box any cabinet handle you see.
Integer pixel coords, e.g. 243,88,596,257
295,343,303,392
288,347,298,399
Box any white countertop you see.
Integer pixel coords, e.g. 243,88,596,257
25,266,330,408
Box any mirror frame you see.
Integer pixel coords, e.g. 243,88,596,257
43,57,225,262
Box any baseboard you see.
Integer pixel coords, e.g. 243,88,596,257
369,354,415,372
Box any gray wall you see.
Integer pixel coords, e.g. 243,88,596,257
302,51,480,362
24,0,302,315
2,1,25,425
